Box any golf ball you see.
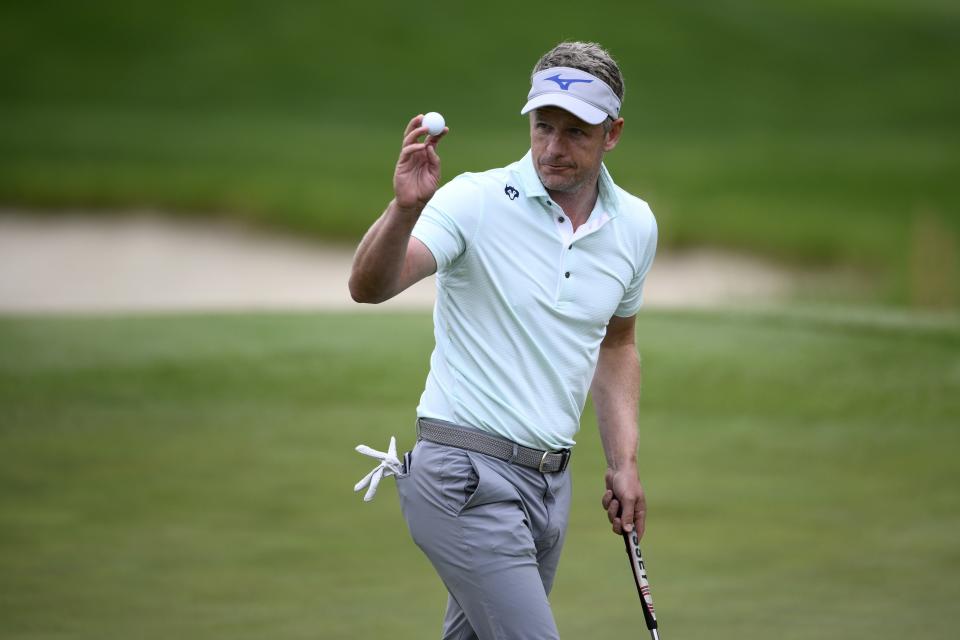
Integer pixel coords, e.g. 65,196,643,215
423,111,445,136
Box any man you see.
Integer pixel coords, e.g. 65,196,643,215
350,41,657,639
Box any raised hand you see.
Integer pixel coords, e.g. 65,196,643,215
393,114,449,212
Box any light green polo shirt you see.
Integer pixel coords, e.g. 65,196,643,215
411,150,658,451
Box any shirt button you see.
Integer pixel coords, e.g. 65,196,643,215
568,244,573,250
565,271,571,278
558,216,565,223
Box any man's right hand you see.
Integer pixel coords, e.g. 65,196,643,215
393,114,449,212
348,115,445,304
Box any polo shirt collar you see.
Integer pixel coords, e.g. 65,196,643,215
516,150,620,217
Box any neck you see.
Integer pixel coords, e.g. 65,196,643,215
548,175,601,231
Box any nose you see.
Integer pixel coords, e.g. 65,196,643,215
545,132,565,157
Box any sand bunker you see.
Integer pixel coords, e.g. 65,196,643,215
0,210,791,314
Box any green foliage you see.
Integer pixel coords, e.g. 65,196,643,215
1,0,959,302
1,309,958,638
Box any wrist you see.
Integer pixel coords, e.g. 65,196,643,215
607,458,637,473
391,198,425,219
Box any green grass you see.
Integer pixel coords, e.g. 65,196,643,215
1,1,959,304
1,309,958,638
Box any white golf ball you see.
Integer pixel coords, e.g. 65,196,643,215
423,111,445,136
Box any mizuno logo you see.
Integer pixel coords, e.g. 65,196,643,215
545,74,593,90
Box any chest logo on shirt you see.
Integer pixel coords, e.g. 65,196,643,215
504,185,519,200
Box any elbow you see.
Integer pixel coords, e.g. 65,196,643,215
348,282,376,304
349,290,368,304
348,277,387,304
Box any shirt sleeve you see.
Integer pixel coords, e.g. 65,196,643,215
615,212,658,317
411,176,483,272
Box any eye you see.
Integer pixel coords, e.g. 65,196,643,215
535,122,552,132
568,128,585,137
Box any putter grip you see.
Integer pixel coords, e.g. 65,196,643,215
622,529,659,632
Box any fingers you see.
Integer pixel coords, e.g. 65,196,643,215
634,500,647,538
355,444,388,459
399,128,449,162
404,125,448,150
402,114,423,140
620,496,635,535
398,138,446,172
620,496,646,538
609,505,623,534
426,140,440,165
403,114,450,148
601,488,613,510
353,467,377,492
363,466,384,502
603,483,646,536
423,128,448,168
403,124,430,148
603,489,623,533
398,141,430,159
426,127,449,146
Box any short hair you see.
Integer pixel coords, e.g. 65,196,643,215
532,41,625,103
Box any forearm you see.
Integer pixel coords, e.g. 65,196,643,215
592,342,641,471
349,199,422,303
593,339,648,535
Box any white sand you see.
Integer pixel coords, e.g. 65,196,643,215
0,210,791,314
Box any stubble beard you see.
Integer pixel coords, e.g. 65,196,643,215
536,164,598,197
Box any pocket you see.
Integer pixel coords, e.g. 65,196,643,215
395,448,415,514
396,450,413,479
458,452,518,514
439,446,481,515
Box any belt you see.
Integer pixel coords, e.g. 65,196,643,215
416,418,572,473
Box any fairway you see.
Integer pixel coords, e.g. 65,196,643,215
1,309,957,638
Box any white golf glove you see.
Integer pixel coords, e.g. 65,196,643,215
353,436,404,502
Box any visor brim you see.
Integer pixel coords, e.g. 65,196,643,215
520,93,609,125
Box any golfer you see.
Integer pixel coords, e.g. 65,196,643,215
350,41,657,639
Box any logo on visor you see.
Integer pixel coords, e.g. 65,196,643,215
545,74,593,91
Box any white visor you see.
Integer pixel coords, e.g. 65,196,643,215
520,66,621,125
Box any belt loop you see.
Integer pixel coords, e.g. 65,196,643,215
509,443,519,464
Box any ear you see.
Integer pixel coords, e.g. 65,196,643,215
603,118,624,152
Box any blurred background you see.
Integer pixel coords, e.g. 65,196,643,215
0,1,957,638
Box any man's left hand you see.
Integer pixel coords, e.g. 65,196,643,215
601,467,646,537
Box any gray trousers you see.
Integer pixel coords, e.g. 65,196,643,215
396,438,572,640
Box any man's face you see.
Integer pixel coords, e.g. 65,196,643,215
529,106,623,194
